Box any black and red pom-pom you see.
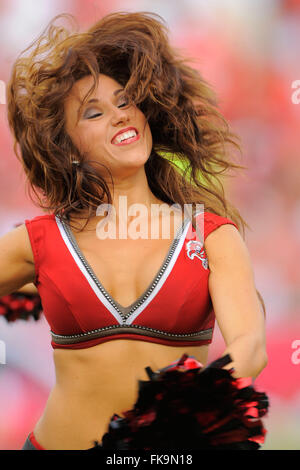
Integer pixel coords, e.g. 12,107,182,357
0,292,43,322
93,353,269,451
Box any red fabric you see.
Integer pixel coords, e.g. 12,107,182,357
29,431,45,450
24,211,238,350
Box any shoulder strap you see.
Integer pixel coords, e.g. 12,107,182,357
202,212,239,241
189,211,238,244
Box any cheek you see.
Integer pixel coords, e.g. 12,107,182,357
73,125,105,154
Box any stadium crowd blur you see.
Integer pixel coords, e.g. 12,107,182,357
0,0,299,449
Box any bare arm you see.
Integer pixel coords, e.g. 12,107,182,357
205,224,267,379
0,223,37,297
14,283,38,295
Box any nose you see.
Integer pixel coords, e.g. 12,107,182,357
111,106,130,127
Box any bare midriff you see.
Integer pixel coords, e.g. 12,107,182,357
32,204,210,450
33,340,209,450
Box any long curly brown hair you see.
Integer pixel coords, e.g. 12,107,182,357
6,11,265,315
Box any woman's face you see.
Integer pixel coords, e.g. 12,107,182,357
64,73,153,177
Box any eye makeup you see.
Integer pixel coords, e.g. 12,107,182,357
83,96,129,119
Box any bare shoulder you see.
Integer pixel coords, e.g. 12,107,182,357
204,224,252,273
0,223,34,265
0,223,36,295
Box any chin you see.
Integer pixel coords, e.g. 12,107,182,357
120,155,149,166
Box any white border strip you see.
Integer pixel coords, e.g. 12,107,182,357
125,218,193,325
55,216,124,324
55,210,204,326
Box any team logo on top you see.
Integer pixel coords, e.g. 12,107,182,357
185,240,208,270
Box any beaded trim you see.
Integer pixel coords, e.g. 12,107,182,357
53,211,212,346
51,325,213,345
57,214,191,322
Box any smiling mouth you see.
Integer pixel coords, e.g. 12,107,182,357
112,134,140,146
111,128,140,146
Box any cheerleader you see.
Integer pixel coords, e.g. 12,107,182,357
1,11,268,450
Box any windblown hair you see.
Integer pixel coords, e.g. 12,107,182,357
6,11,265,315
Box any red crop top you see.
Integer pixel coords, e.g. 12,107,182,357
22,211,238,350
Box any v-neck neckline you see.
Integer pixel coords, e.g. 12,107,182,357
55,212,194,322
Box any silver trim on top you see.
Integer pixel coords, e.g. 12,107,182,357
51,325,213,345
55,212,197,324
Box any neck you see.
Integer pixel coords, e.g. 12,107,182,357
68,167,170,231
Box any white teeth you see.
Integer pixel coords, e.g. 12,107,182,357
113,129,137,144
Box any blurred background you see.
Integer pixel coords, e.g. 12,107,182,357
0,0,299,450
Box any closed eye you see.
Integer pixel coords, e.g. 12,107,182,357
85,101,129,119
86,112,102,119
118,101,128,108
